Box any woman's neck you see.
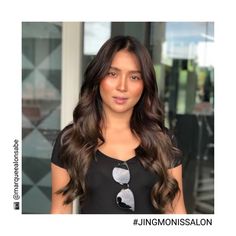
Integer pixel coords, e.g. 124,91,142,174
102,109,132,131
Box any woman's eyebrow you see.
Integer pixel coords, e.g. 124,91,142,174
109,66,141,74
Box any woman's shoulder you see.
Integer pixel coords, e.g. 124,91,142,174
51,123,73,168
55,123,73,145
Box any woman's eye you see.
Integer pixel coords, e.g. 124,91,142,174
107,71,117,77
130,75,140,80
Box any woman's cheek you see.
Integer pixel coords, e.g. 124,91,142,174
132,82,144,98
100,78,115,92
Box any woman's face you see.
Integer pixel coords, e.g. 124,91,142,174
99,49,144,115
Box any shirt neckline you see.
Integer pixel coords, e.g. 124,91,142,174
96,148,138,163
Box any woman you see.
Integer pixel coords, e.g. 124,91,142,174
50,35,186,214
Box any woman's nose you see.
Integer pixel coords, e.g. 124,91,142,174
116,75,127,92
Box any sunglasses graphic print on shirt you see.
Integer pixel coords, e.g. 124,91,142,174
112,162,135,211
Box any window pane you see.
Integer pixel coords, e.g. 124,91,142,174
22,22,62,213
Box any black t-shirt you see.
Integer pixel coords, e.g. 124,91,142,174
51,126,182,214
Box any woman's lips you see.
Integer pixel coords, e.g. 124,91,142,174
112,96,128,105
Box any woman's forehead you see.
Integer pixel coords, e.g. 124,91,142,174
110,50,141,71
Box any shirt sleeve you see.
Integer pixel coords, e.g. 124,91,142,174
51,124,72,169
51,130,65,168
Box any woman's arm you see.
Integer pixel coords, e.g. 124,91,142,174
166,164,187,214
50,163,72,214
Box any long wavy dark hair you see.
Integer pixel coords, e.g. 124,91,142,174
57,35,181,213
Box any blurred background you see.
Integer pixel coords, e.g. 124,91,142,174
22,22,214,214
